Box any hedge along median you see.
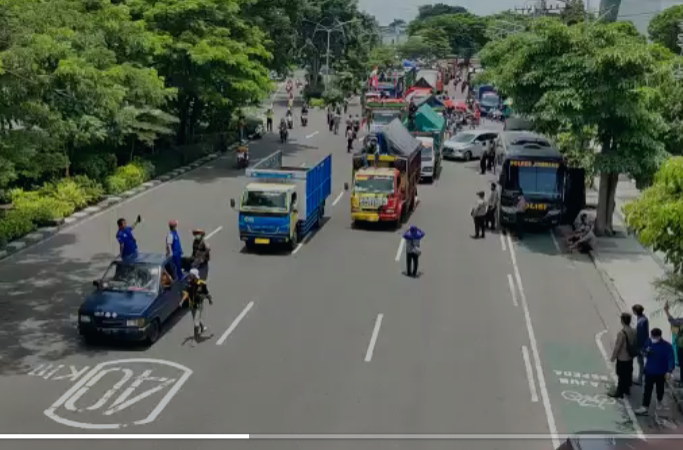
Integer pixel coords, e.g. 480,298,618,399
0,162,151,247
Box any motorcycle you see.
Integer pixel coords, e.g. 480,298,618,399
236,149,249,169
280,127,288,143
301,113,308,127
287,115,293,129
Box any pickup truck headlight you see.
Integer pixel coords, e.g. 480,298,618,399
79,315,91,323
126,318,146,328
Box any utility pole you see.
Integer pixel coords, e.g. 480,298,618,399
311,19,358,88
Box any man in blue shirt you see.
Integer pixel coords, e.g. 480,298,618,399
116,217,140,259
634,328,675,416
166,220,183,280
631,304,649,385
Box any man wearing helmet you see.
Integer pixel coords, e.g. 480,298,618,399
191,229,211,268
180,268,213,340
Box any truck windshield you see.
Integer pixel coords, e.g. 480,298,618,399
421,147,433,161
373,112,400,125
100,262,160,293
354,175,394,194
242,190,287,209
505,162,563,198
481,94,500,107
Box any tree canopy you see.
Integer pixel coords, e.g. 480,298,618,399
409,13,488,59
479,18,676,234
417,3,468,21
648,5,683,55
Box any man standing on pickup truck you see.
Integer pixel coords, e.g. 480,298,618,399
181,269,213,341
166,220,183,279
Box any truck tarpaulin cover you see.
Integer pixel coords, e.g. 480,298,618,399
407,104,445,132
414,70,438,89
378,119,422,156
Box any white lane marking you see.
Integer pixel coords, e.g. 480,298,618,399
595,330,646,439
394,238,405,262
332,191,344,206
364,314,384,362
216,302,255,346
507,274,519,307
3,434,683,440
522,346,539,403
506,234,560,449
500,232,507,252
291,243,304,255
205,226,223,241
550,230,560,252
305,131,319,139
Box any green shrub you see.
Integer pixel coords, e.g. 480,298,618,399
10,189,74,225
309,98,325,108
104,161,154,195
0,210,37,246
43,179,88,209
73,175,104,204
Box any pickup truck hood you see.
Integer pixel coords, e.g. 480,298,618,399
80,290,155,316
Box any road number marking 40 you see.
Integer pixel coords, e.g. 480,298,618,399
44,358,192,429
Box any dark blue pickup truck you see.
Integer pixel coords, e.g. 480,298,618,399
78,253,207,344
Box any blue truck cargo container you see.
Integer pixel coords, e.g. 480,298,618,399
475,84,500,116
230,151,332,250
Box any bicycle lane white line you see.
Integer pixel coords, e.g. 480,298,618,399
506,233,560,449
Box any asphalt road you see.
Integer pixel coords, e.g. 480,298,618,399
0,79,679,450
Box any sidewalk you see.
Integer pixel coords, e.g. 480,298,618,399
585,178,683,414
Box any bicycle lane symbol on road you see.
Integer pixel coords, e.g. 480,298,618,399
41,358,192,429
544,343,637,434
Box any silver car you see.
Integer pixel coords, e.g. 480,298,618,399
443,130,499,161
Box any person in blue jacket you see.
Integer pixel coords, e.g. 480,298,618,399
634,327,675,416
166,220,183,280
403,225,425,278
116,216,140,259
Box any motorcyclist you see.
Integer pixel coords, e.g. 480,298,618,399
279,117,288,141
191,229,211,266
301,102,309,126
286,109,293,129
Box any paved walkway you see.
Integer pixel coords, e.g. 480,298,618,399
586,178,683,416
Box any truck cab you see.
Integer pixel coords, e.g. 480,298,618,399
349,167,402,223
237,183,299,247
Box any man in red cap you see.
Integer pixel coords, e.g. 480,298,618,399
166,220,183,279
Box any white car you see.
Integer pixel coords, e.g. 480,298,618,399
443,130,498,161
416,137,436,181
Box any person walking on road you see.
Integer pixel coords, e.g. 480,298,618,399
345,116,353,137
471,191,487,239
515,192,527,240
166,220,184,280
266,107,274,132
609,312,637,398
180,268,213,341
347,129,356,153
403,225,425,278
486,182,499,230
635,328,675,415
664,301,683,383
632,304,650,385
116,216,140,259
333,110,341,134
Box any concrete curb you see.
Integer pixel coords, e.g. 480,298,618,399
588,249,683,415
0,144,237,262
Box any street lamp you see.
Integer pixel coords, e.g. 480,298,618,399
307,18,359,87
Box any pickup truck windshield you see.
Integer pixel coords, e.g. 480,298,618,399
354,175,394,194
101,262,160,293
242,190,287,209
505,162,563,198
421,147,433,161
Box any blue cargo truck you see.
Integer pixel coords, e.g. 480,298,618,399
230,151,332,250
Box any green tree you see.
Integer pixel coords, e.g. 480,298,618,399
624,157,683,274
397,36,432,60
421,27,451,59
560,0,586,26
367,45,398,70
409,13,488,59
389,19,406,28
131,0,272,144
417,4,468,21
648,5,683,54
479,19,671,235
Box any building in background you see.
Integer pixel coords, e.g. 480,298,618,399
380,23,408,46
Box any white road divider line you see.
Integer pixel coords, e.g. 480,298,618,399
522,346,539,403
332,191,344,206
291,243,304,255
550,230,561,252
205,226,223,241
595,330,645,440
500,232,507,252
216,302,254,346
506,234,560,449
305,131,319,139
365,314,384,362
507,274,519,307
394,238,405,262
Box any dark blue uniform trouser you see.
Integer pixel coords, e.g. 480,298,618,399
173,254,183,279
